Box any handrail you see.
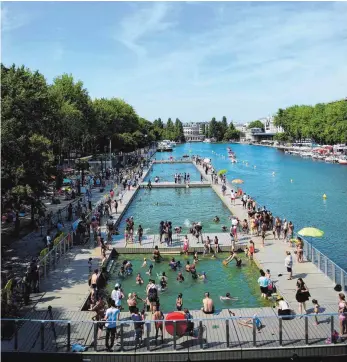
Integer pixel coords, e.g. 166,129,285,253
0,311,342,323
1,311,343,353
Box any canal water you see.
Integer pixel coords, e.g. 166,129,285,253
155,143,347,271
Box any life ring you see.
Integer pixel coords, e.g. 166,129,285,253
165,312,187,336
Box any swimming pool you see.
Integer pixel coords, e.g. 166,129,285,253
117,187,232,234
108,253,270,311
143,162,201,182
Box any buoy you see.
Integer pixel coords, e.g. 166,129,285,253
254,166,256,169
290,179,293,183
323,194,327,199
165,312,187,336
272,172,275,176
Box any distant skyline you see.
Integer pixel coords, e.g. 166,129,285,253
1,1,347,123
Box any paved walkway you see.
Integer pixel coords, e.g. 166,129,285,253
193,161,341,311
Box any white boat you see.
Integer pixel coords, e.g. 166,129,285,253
338,156,347,165
203,138,211,143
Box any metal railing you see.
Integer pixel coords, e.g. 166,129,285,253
1,312,343,352
301,237,347,293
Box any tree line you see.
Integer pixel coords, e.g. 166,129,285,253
0,63,185,212
204,116,241,141
273,99,347,144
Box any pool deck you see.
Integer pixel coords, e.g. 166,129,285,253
2,160,346,358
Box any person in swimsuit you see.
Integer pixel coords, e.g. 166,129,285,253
185,261,191,272
176,293,183,311
153,307,164,344
177,272,185,282
153,245,161,262
201,292,214,314
214,236,219,253
338,293,347,337
136,273,144,285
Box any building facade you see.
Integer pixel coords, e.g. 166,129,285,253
245,116,283,142
183,122,208,141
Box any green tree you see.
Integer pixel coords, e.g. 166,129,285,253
208,117,218,138
174,118,185,142
248,120,265,130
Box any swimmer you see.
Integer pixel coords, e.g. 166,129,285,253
220,293,239,301
177,272,185,282
142,258,147,268
198,271,207,281
146,264,153,276
223,251,236,265
221,225,227,232
213,216,220,223
160,276,167,290
194,252,199,263
157,271,168,282
185,260,191,272
136,273,144,285
119,266,125,277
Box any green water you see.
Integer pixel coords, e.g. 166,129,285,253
108,253,270,312
143,163,201,182
118,187,232,234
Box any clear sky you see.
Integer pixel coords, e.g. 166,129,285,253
1,1,347,123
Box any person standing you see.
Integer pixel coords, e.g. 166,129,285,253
296,278,310,316
338,293,347,337
285,251,293,280
114,199,118,214
104,300,120,351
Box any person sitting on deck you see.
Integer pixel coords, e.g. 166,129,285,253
201,292,214,314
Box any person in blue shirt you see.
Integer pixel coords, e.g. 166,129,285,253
257,269,270,298
104,300,120,351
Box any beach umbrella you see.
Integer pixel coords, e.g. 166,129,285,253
218,169,227,175
232,179,244,184
298,227,324,238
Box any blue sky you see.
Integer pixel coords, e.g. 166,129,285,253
1,1,347,123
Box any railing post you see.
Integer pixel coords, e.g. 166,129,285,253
279,317,283,346
330,315,335,343
146,321,151,351
120,322,124,351
14,320,18,350
40,322,45,350
93,322,98,352
173,321,177,350
199,320,203,349
44,258,47,278
341,270,346,293
332,264,336,284
317,252,321,271
325,257,328,276
304,316,309,345
226,319,230,348
252,317,257,347
67,322,71,351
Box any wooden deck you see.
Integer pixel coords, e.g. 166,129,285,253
1,306,343,354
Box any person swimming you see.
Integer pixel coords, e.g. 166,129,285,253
198,271,207,280
213,216,220,223
136,273,144,285
142,258,147,268
220,292,239,301
146,264,154,275
160,276,167,290
177,272,185,282
221,225,227,232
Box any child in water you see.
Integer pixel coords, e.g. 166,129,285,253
142,258,147,268
198,271,207,280
146,264,154,276
136,273,144,285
